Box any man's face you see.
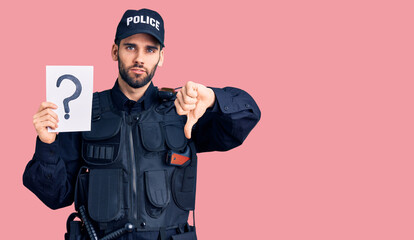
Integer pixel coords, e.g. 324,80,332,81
112,33,164,88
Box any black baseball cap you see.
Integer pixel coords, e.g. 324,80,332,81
115,9,165,47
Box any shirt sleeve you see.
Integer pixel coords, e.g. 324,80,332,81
23,132,82,210
192,87,261,153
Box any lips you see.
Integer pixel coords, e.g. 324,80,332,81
130,68,146,74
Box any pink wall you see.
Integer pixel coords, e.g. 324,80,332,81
1,0,414,239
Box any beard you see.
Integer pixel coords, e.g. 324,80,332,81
118,59,159,89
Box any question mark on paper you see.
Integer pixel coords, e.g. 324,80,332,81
56,74,82,120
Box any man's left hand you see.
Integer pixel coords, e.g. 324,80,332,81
174,81,216,139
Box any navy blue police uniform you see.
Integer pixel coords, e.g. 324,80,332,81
23,9,261,240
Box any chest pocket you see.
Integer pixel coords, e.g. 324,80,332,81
139,120,188,153
164,121,188,151
139,122,166,152
82,112,122,165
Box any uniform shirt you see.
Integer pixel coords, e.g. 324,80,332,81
23,80,261,210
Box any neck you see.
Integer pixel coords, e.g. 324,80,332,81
117,77,151,102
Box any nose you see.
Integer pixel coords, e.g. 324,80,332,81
134,49,145,65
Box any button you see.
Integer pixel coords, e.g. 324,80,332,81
141,222,146,227
245,104,250,108
134,116,140,121
224,106,229,111
125,223,134,232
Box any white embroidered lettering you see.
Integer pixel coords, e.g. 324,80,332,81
127,17,133,26
133,16,140,23
128,15,160,31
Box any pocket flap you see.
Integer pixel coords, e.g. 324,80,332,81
145,170,170,208
140,122,165,151
164,122,187,151
83,112,122,140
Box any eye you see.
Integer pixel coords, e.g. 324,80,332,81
126,46,135,50
147,48,155,53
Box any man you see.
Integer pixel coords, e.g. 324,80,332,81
23,9,260,240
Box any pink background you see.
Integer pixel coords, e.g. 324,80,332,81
1,0,413,239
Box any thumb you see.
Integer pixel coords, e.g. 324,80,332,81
184,113,197,139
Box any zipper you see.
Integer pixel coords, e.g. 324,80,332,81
127,114,138,221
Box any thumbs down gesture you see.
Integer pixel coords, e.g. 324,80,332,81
174,81,216,139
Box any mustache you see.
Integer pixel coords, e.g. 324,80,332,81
131,64,144,69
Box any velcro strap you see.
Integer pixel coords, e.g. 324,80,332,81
158,227,166,240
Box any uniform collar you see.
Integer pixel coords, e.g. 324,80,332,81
110,80,158,113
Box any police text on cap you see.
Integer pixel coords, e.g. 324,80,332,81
126,15,160,31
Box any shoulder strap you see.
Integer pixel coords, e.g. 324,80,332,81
91,90,115,120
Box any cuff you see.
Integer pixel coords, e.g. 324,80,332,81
34,136,60,164
209,87,240,114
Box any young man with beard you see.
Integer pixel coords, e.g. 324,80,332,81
24,9,260,240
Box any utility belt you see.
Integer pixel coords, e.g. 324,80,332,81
65,209,197,240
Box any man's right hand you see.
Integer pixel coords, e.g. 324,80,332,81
33,102,59,144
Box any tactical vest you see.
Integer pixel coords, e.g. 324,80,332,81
73,89,197,239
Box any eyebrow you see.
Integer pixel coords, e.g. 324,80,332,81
123,43,137,47
147,45,159,51
122,43,159,51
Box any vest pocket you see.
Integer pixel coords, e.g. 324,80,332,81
164,121,187,151
172,165,196,211
82,112,122,165
144,170,170,218
88,168,124,222
139,122,165,152
140,121,187,153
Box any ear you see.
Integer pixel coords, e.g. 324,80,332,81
157,49,164,67
111,43,119,61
